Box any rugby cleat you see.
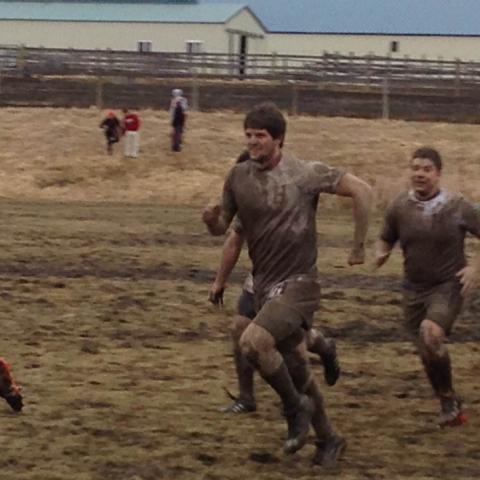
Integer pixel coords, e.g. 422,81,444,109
220,388,256,414
438,395,467,428
312,434,347,468
283,394,314,454
0,357,23,412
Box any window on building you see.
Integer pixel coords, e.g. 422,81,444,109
390,41,399,53
186,40,203,54
137,41,152,53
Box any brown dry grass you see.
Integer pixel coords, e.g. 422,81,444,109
1,108,479,207
0,109,480,480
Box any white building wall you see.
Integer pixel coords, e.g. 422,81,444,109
268,33,480,61
0,20,230,53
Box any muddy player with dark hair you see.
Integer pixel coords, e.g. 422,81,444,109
209,149,340,415
203,102,372,466
375,146,480,427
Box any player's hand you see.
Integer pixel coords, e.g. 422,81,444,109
208,283,225,307
202,205,221,227
348,245,365,265
456,266,478,297
373,252,390,270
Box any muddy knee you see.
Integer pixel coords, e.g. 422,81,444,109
284,346,312,393
239,324,279,374
420,319,446,357
230,315,252,344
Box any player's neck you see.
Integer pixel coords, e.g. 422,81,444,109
414,186,441,201
263,150,282,170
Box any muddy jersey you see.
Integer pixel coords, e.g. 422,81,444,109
380,190,480,289
221,153,344,298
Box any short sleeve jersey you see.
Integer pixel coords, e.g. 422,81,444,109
380,190,480,289
221,153,344,296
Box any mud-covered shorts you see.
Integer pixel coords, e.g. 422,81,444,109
253,275,321,344
402,279,463,335
237,290,256,320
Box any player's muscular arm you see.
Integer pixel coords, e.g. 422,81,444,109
335,173,373,265
210,230,245,305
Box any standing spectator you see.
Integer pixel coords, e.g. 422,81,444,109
169,89,188,152
122,108,141,158
99,110,121,155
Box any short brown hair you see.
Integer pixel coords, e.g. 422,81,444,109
412,147,442,171
244,102,286,143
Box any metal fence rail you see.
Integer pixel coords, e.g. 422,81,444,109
1,46,480,93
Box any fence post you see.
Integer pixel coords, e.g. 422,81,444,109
191,72,200,111
96,77,103,109
290,81,298,116
365,53,372,91
16,44,26,76
382,76,390,119
454,58,461,97
282,56,288,80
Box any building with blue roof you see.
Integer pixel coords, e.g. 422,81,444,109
1,0,480,60
0,1,267,54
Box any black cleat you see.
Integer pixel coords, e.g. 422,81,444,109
0,357,23,413
221,397,256,414
220,389,256,414
283,395,314,455
4,392,23,412
321,339,340,386
312,434,347,468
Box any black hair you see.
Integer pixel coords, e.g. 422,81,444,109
412,147,442,171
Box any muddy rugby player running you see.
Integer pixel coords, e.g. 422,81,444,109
203,102,372,466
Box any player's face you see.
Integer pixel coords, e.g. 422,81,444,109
410,157,441,199
245,128,281,164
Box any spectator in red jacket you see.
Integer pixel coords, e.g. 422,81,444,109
122,108,141,158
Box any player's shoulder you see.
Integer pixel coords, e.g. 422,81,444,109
387,190,410,211
228,157,251,182
446,190,477,211
282,153,328,174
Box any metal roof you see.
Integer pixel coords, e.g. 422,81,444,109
0,1,251,23
201,0,480,36
3,0,479,35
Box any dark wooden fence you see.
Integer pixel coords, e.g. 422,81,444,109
1,46,480,122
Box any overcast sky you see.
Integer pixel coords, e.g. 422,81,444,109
200,0,480,34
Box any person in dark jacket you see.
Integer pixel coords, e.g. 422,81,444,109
169,89,188,152
100,111,121,155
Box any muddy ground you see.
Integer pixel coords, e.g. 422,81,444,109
0,109,480,479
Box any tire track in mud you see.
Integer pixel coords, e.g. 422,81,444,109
0,261,398,289
2,262,479,344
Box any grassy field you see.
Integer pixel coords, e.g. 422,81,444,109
0,109,480,479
